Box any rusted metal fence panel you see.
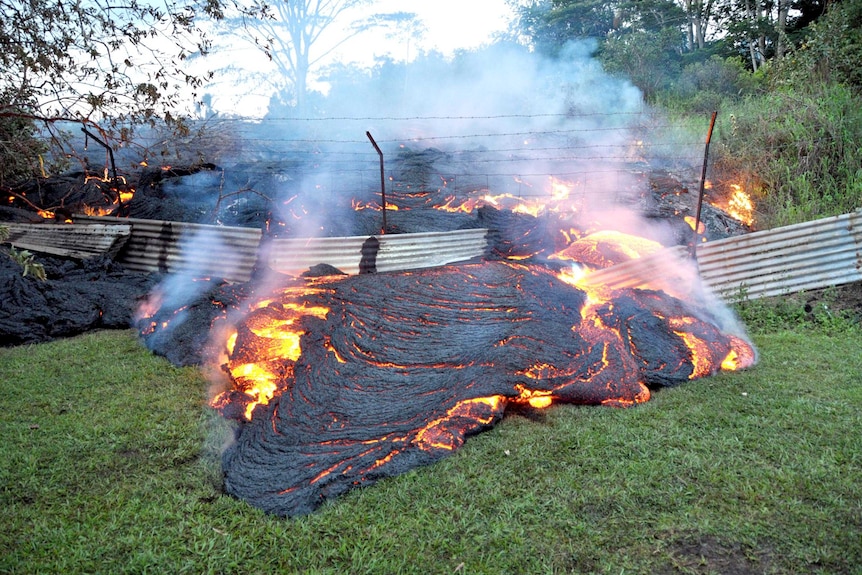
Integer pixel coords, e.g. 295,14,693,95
4,222,131,259
72,209,862,299
75,216,486,281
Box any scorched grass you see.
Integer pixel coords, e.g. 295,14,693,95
1,326,860,574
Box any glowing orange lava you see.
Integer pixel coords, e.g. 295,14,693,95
684,216,706,234
212,287,333,420
414,396,506,450
550,230,664,268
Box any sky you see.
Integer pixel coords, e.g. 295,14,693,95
340,0,516,62
197,0,516,116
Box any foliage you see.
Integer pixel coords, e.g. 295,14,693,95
511,0,617,54
2,225,46,281
0,0,226,124
776,0,862,90
2,245,47,281
0,114,51,189
733,286,861,335
713,83,862,227
1,328,860,573
658,55,767,112
0,0,265,189
598,27,686,100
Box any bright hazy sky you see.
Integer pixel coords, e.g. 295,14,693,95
199,0,516,115
353,0,514,58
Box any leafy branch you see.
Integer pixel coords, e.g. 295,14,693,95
0,225,47,281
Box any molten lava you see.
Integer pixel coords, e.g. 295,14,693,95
205,257,754,517
140,173,757,518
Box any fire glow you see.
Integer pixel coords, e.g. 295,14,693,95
706,181,756,227
726,184,755,226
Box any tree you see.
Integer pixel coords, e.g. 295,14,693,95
783,0,862,88
0,0,256,189
599,27,686,100
510,0,618,54
219,0,414,114
680,0,718,50
719,0,826,70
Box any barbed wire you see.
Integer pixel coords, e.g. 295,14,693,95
212,111,656,122
157,112,720,200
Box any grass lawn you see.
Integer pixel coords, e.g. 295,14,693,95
1,322,860,574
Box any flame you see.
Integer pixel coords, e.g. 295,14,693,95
82,205,115,217
726,184,754,226
708,182,754,227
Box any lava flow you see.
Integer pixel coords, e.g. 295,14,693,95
203,255,754,517
139,174,757,518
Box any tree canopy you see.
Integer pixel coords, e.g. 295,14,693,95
0,0,267,187
512,0,862,104
508,0,847,84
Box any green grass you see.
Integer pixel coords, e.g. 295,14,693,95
1,326,860,574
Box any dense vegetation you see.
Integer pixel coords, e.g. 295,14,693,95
514,0,862,228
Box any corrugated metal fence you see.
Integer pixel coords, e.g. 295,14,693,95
75,216,488,282
268,229,488,276
41,209,862,297
76,216,263,281
697,209,862,299
582,208,862,300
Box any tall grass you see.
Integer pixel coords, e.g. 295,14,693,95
711,83,862,228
